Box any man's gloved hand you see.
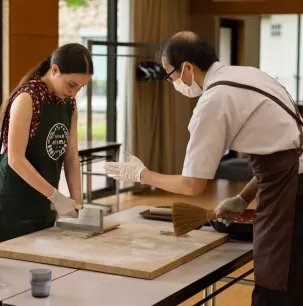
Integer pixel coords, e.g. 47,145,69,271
47,189,78,218
104,153,146,183
214,194,248,226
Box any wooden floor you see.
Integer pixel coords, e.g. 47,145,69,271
92,180,255,306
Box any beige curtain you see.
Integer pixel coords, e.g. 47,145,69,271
130,0,197,175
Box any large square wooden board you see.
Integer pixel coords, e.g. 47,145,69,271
0,223,228,279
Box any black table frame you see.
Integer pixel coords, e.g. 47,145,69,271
153,249,253,306
78,142,121,210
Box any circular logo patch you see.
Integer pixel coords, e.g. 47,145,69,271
46,123,69,160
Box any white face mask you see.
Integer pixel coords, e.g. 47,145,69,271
173,63,203,98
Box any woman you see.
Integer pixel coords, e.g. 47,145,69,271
105,31,303,306
0,43,94,242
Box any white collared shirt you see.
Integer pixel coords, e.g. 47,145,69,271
182,61,303,179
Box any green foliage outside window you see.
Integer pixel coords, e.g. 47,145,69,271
63,0,92,9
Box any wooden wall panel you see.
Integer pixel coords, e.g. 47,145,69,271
10,36,58,88
191,0,303,15
9,0,59,91
2,0,10,101
10,0,59,36
191,14,219,49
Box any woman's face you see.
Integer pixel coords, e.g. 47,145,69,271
50,65,91,99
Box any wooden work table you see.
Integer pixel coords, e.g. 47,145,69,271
1,206,253,306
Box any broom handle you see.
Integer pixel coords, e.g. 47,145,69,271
207,210,241,221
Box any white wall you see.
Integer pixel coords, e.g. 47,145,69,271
260,14,303,103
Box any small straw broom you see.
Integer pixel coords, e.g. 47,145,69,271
172,202,241,237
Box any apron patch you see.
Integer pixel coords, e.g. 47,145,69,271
46,123,69,160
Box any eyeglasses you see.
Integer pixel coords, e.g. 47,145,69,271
164,68,176,83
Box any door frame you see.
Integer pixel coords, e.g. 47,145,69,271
220,18,244,65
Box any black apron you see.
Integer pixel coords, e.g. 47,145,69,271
0,84,73,242
206,81,303,306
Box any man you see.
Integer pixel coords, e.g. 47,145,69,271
104,31,303,306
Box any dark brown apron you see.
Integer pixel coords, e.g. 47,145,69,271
206,81,303,302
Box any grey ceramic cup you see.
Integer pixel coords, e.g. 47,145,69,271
29,269,52,298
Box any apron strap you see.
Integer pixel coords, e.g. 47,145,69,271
0,84,40,152
206,81,303,126
287,91,303,152
206,80,303,153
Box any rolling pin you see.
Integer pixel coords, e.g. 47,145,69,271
149,207,172,216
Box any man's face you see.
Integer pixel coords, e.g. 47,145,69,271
162,56,194,86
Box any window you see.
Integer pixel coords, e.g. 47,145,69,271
59,0,108,142
271,23,282,37
58,0,109,197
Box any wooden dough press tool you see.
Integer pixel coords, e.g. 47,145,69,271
55,206,119,234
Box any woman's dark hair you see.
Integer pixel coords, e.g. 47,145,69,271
157,31,218,72
0,43,94,129
19,42,94,84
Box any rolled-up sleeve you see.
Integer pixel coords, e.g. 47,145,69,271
182,88,239,179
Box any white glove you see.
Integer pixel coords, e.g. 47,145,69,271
214,194,248,226
104,153,146,183
47,189,78,218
